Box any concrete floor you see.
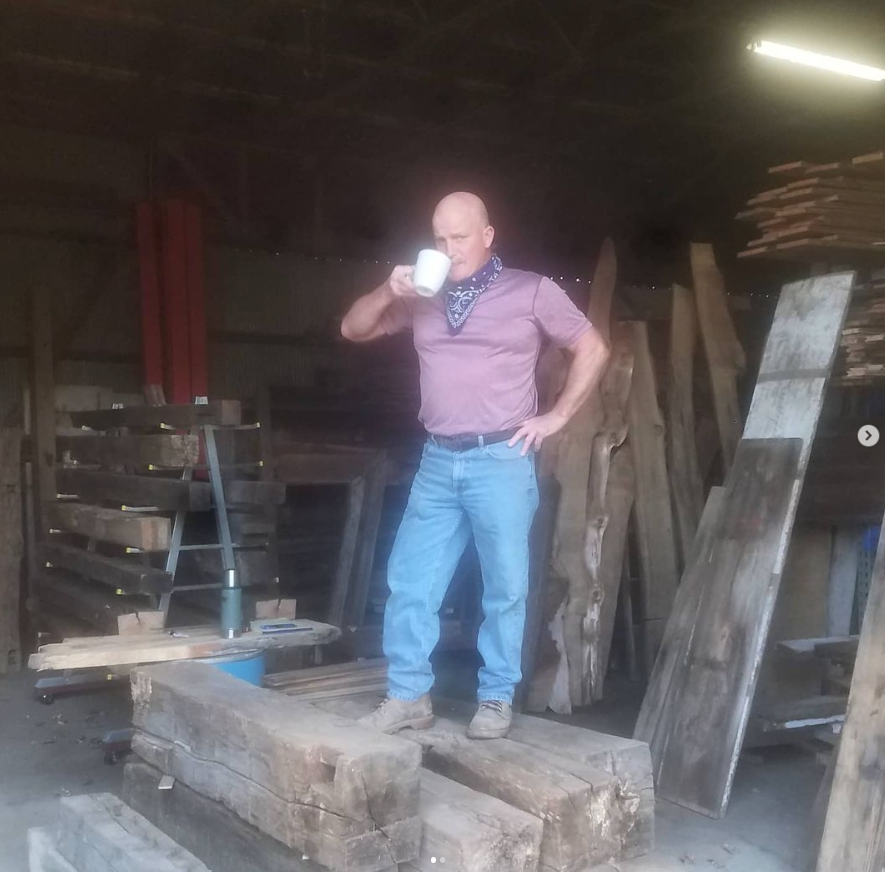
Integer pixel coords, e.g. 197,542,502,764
0,656,821,872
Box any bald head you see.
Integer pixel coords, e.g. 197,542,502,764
432,191,495,281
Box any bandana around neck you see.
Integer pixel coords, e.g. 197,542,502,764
443,254,503,335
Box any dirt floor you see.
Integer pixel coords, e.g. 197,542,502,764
1,652,821,872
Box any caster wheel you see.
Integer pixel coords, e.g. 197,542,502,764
39,694,55,705
104,752,119,765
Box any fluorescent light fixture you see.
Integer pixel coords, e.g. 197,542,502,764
749,40,885,81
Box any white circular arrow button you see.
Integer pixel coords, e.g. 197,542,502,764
858,425,880,447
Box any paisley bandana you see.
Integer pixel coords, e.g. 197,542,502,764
443,254,503,335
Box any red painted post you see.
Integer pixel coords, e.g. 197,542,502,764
160,199,191,404
136,202,164,396
184,202,208,400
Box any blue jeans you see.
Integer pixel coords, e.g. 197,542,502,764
383,438,539,704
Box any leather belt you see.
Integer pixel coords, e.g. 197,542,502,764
428,428,519,452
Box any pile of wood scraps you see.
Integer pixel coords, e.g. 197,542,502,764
737,151,885,261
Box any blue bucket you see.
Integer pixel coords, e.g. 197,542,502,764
196,648,266,686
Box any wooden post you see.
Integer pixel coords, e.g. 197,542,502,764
690,243,745,473
817,513,885,870
625,321,679,675
667,283,704,566
30,284,56,539
0,429,23,673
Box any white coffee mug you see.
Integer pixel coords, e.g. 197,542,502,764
413,249,452,297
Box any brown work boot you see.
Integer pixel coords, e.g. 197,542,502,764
467,700,512,739
357,694,434,734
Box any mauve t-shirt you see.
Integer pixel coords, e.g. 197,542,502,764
382,267,591,437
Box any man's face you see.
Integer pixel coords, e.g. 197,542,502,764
432,206,494,282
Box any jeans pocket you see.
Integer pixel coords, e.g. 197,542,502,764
484,439,529,461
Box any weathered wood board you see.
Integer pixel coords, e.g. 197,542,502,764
57,434,200,468
28,621,340,670
411,770,542,872
690,243,746,471
28,827,78,872
46,502,171,551
584,443,635,702
314,693,652,870
625,320,679,673
0,429,23,673
817,511,885,871
31,569,151,633
131,662,421,872
40,542,173,594
52,792,210,872
634,271,853,818
70,400,241,430
123,760,339,872
56,468,212,511
667,283,705,565
551,237,617,710
581,324,634,703
828,526,861,636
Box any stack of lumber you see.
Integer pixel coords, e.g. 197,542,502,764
836,272,885,382
264,658,388,701
34,400,285,636
29,793,211,872
309,692,655,871
127,662,421,872
737,151,885,261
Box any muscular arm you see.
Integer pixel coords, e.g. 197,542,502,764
510,327,610,454
341,265,416,343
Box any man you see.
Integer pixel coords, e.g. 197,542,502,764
341,192,609,738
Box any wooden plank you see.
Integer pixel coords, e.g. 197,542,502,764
69,401,241,431
54,793,210,872
123,760,336,872
817,514,885,871
327,476,366,627
625,321,679,673
753,696,847,732
39,542,172,594
777,635,858,660
56,468,212,511
28,620,340,670
756,523,832,705
828,527,861,636
580,324,634,704
345,453,387,626
429,696,655,858
549,238,617,711
46,502,171,551
28,827,78,872
635,271,853,818
276,452,375,484
412,770,542,872
690,242,745,471
635,439,802,816
131,662,422,872
265,658,388,689
57,434,200,468
224,479,287,506
32,569,152,633
587,443,635,702
667,283,705,565
30,283,56,537
117,610,165,635
0,429,23,673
